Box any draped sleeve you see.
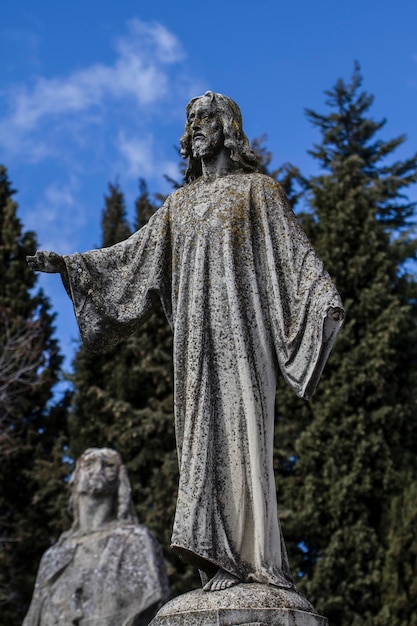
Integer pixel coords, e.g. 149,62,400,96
62,200,172,353
251,177,344,399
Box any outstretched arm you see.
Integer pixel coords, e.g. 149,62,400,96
25,199,171,352
27,251,71,294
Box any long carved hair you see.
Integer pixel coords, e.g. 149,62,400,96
180,91,259,184
68,448,138,534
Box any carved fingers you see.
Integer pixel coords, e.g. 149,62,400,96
26,250,65,274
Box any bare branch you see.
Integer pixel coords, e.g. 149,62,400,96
0,308,47,456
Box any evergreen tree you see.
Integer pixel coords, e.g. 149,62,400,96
101,181,131,247
68,180,198,595
0,166,70,625
275,66,417,625
251,135,301,207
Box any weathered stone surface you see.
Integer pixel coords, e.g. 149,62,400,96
23,448,169,626
27,92,343,601
58,167,343,590
149,584,328,626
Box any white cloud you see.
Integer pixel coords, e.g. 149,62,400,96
117,132,156,178
115,19,184,70
0,19,186,159
116,130,181,191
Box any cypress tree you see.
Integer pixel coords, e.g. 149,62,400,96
0,166,69,625
101,181,131,247
275,66,417,625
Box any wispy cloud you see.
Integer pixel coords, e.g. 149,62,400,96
9,19,183,131
0,18,190,165
116,131,179,184
116,132,156,178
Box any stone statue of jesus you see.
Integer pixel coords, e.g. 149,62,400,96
28,91,344,593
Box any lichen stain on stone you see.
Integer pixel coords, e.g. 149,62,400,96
61,169,343,589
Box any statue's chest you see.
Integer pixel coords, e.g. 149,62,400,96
72,538,103,571
173,179,249,239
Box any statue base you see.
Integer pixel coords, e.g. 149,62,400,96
149,583,328,626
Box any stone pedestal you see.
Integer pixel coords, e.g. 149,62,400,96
149,583,328,626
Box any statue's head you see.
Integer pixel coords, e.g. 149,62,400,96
68,448,137,531
180,91,258,183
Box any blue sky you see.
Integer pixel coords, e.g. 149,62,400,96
1,0,417,372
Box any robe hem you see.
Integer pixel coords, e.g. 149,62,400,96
171,544,295,590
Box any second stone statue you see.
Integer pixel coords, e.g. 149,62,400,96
23,448,169,626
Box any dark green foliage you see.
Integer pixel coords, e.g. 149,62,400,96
275,66,417,625
251,135,302,207
101,181,131,247
68,179,199,596
376,475,417,625
0,166,70,625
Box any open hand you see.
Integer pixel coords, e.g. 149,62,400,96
328,306,344,322
26,251,65,274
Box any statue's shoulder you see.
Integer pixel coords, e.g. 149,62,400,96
35,535,77,585
247,171,286,190
168,183,189,200
246,172,290,207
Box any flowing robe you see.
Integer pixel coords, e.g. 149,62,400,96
62,172,343,587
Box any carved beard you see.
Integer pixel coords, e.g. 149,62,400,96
191,136,210,159
191,131,224,160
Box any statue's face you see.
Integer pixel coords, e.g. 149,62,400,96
188,97,224,160
76,450,119,497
